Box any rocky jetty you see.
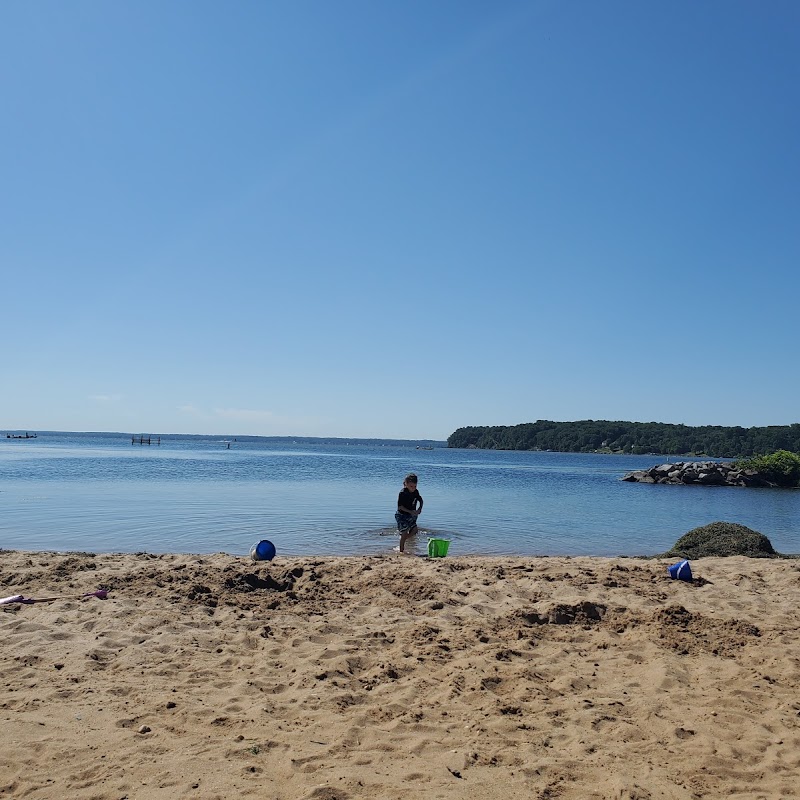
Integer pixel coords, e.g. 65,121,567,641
622,460,776,487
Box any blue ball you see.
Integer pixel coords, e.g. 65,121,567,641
250,540,276,562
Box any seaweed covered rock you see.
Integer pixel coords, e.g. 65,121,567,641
660,521,778,559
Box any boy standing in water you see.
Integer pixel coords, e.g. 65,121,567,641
395,473,423,553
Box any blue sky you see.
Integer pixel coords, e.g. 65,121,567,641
2,1,798,440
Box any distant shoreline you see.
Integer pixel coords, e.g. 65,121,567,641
447,419,800,458
2,430,448,448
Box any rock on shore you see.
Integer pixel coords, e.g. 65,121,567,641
622,460,775,487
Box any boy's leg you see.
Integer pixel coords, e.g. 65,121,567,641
399,523,418,552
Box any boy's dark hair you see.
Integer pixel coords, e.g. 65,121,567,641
405,473,418,483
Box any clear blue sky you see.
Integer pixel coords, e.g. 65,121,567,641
2,1,798,440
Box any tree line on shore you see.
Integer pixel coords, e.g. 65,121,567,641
447,420,800,458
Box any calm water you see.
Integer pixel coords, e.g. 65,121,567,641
1,433,798,557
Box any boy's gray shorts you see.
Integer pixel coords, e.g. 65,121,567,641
395,512,416,532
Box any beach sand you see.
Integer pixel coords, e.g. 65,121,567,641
2,550,799,799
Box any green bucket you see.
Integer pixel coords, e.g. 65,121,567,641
427,538,450,558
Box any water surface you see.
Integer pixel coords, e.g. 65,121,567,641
1,433,798,557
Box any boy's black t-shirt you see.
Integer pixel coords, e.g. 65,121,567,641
397,488,422,513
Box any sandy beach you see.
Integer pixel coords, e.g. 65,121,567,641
2,550,799,799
